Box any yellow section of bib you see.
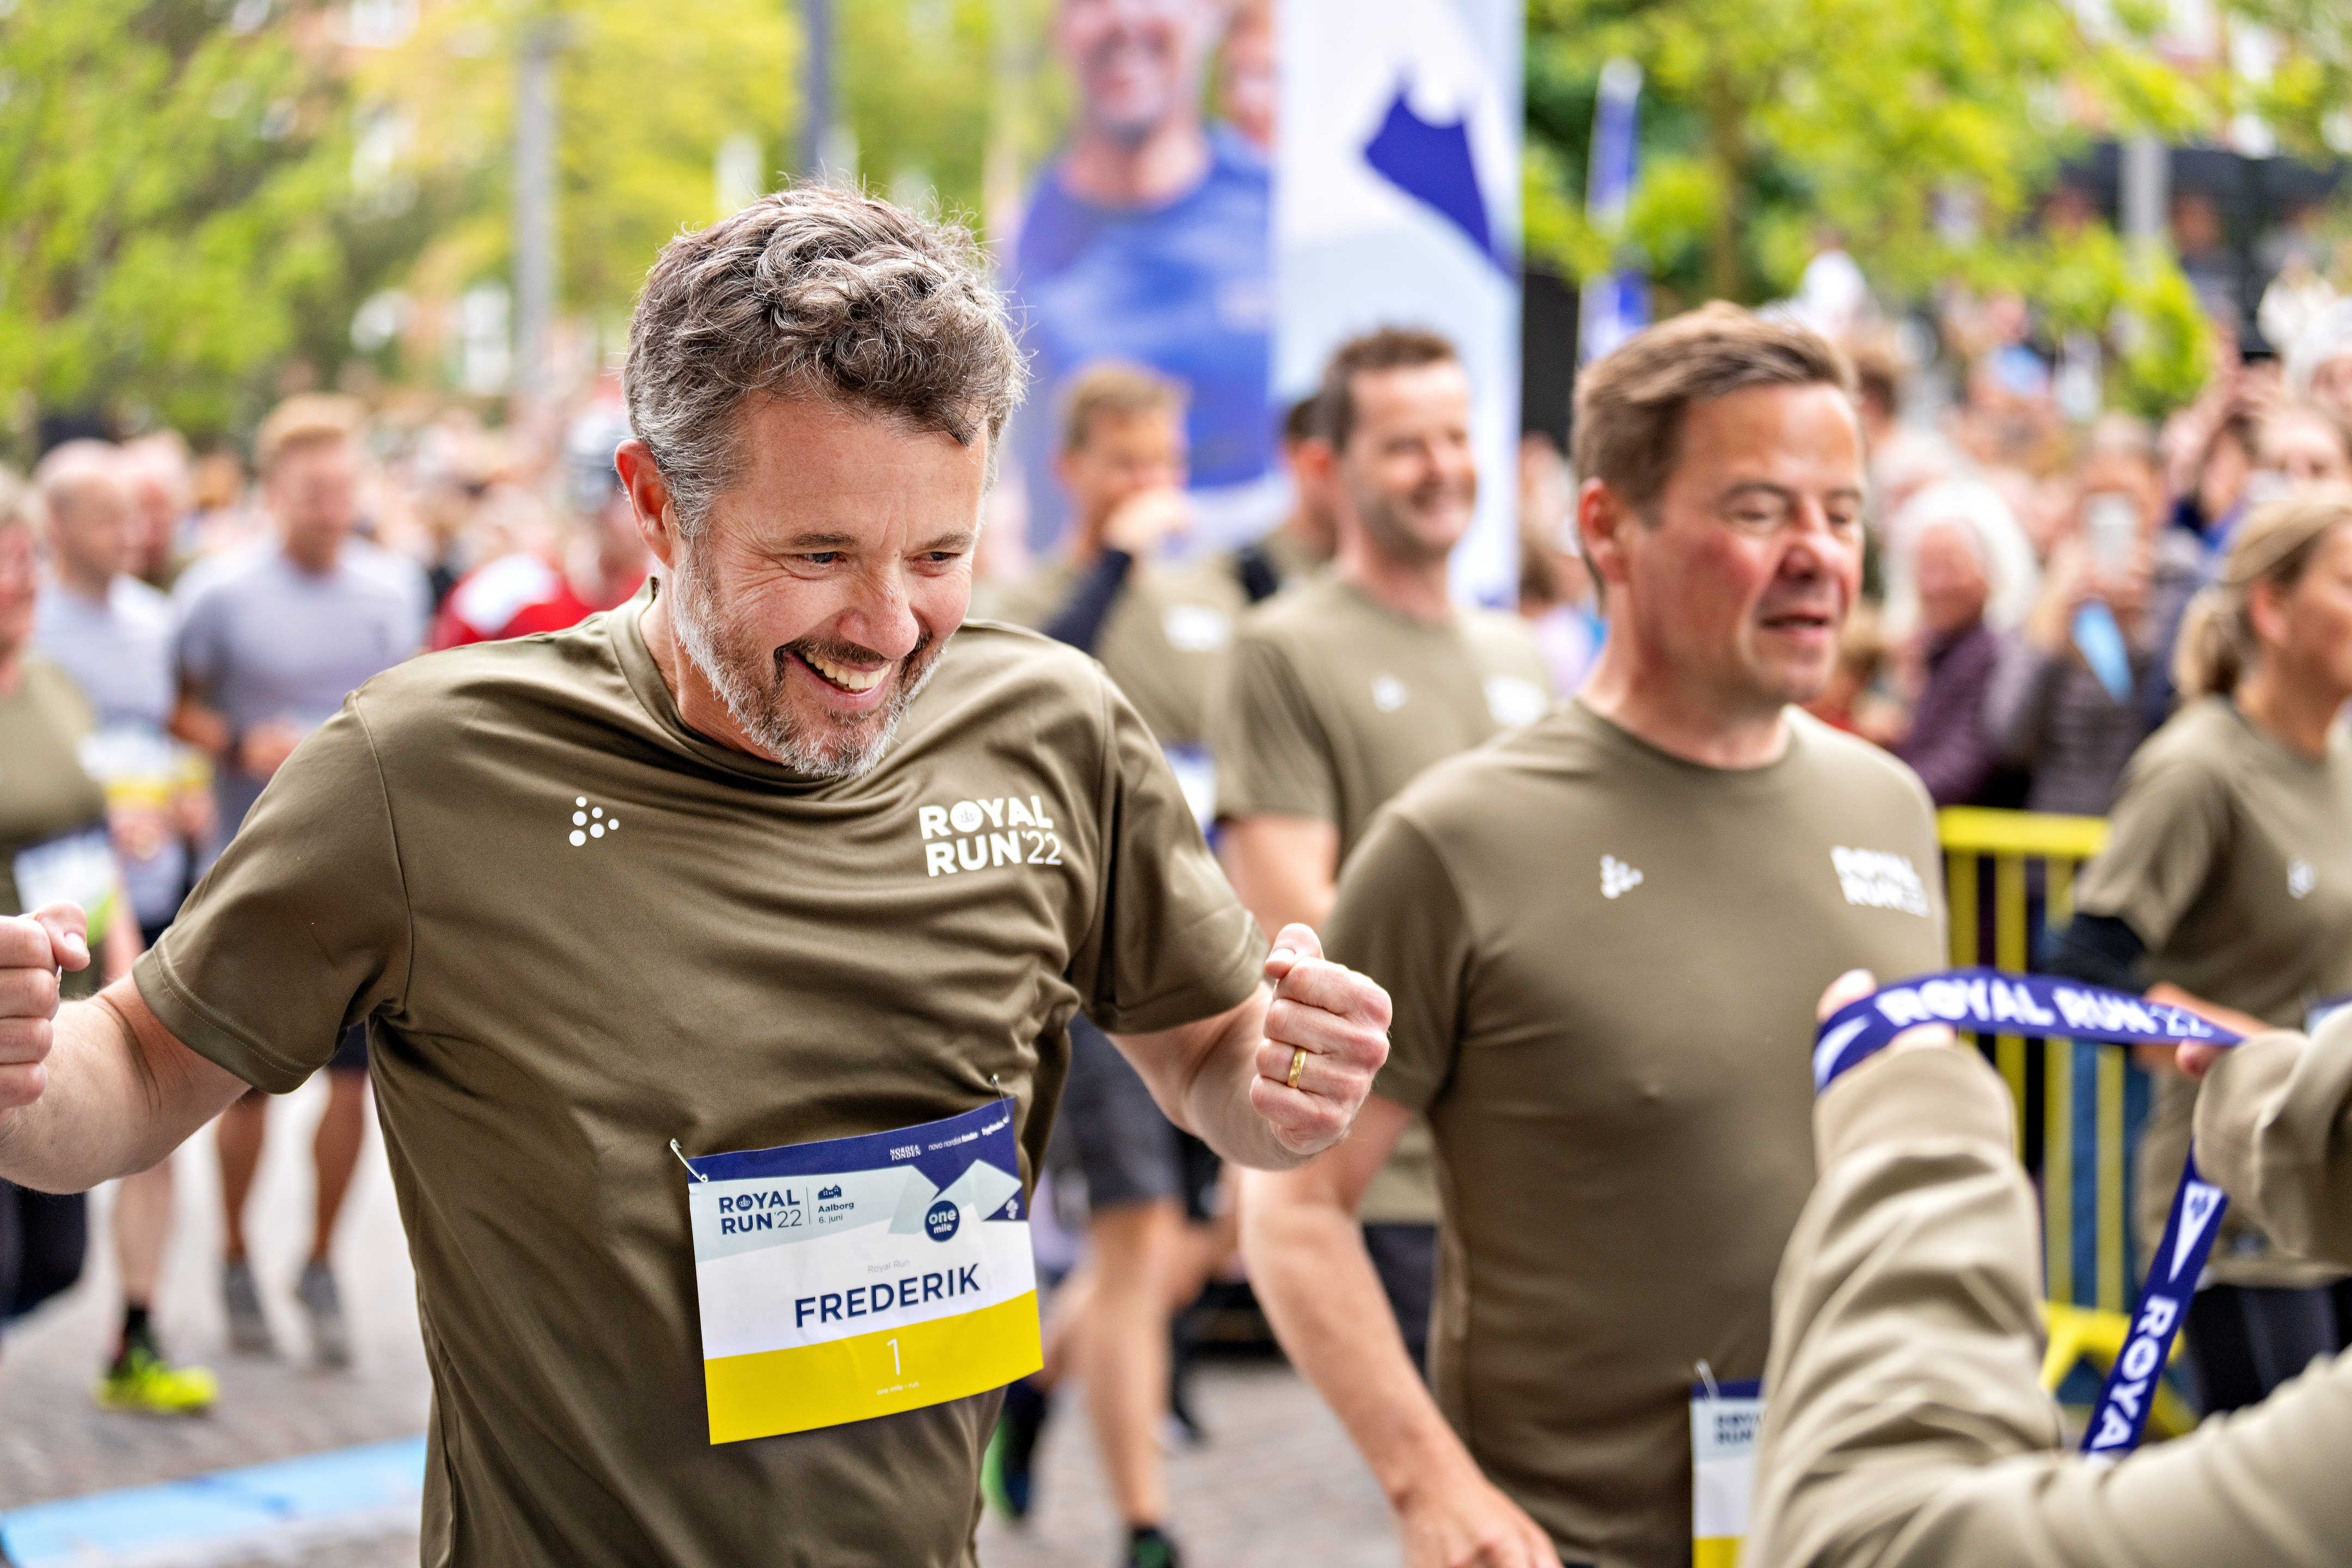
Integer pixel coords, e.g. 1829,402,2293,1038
1693,1536,1743,1568
702,1289,1043,1442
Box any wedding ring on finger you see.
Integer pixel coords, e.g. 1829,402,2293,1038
1287,1046,1308,1092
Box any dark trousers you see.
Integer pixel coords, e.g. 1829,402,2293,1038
2184,1282,2339,1414
0,1180,88,1324
1363,1221,1436,1379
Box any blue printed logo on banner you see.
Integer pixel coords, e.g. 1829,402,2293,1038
925,1200,960,1244
1361,84,1504,271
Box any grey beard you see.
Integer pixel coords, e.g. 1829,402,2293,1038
666,550,937,779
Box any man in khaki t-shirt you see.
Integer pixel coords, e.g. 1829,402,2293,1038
1242,304,1947,1568
0,190,1392,1568
1212,328,1552,1364
983,362,1249,768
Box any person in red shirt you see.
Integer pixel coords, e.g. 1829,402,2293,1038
432,419,650,649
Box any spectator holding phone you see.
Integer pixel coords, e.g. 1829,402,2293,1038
1985,419,2175,814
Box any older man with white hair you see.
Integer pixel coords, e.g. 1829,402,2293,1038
1886,484,2022,808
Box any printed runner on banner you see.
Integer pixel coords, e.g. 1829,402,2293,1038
1812,967,2240,1462
677,1099,1042,1443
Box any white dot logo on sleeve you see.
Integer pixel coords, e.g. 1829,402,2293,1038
568,794,620,848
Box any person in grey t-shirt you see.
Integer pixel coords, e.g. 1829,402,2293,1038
170,395,427,1370
29,440,219,1414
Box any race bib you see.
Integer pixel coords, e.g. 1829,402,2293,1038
11,825,120,942
678,1100,1040,1443
1691,1369,1760,1568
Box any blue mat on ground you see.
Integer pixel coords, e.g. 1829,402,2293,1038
0,1436,425,1565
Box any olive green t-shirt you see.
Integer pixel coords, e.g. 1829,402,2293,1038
1327,700,1947,1568
134,595,1264,1568
2075,696,2352,1288
1210,573,1553,1223
984,553,1246,748
1210,573,1553,861
1,657,108,1001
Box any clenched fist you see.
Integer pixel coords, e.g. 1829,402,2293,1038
1249,923,1392,1157
0,903,90,1111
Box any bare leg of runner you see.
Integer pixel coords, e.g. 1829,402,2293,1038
113,1161,170,1306
309,1069,367,1263
297,1068,369,1367
101,1160,217,1412
1083,1199,1184,1529
215,1092,266,1264
215,1091,274,1354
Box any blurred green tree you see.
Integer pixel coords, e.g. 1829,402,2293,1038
0,0,383,445
1524,0,2220,411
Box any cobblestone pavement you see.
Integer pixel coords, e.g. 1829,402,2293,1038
0,1079,1398,1565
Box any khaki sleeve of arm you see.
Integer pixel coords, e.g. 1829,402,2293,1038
1322,809,1466,1113
1074,675,1266,1036
1751,1045,2352,1568
2071,748,2228,950
133,699,411,1093
2195,1012,2352,1270
1208,631,1338,826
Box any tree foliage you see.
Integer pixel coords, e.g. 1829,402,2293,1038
0,0,369,444
1524,0,2221,410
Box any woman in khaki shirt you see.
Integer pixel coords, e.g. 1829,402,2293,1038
2047,486,2352,1411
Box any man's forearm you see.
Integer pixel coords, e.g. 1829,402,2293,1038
1241,1174,1475,1508
0,987,240,1193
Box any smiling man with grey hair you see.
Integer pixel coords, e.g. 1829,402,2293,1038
0,186,1391,1567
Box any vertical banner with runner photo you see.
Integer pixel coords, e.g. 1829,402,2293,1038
1275,0,1524,608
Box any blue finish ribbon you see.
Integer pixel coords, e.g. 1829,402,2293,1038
1812,967,2241,1460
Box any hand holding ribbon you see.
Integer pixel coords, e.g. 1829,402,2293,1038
1812,967,2243,1463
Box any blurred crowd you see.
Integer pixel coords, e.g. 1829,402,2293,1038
1785,258,2352,823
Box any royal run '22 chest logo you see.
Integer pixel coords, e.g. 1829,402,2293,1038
1831,846,1932,917
919,792,1064,877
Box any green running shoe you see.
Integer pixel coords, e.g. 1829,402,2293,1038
97,1344,219,1415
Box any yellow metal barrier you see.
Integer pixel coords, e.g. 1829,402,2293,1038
1937,808,2184,1437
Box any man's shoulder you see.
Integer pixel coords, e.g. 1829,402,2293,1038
1459,604,1547,667
170,541,277,611
1787,708,1933,800
340,540,432,600
109,575,172,624
929,620,1117,715
1374,705,1599,844
344,609,629,744
2125,696,2244,792
1232,572,1356,649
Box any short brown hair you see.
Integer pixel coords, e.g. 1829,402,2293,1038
625,186,1026,535
1058,361,1185,455
1313,327,1459,451
256,393,364,474
1572,303,1854,514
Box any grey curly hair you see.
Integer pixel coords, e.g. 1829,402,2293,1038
623,186,1027,534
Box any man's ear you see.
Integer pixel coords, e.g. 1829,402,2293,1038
1578,477,1633,595
614,440,681,572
